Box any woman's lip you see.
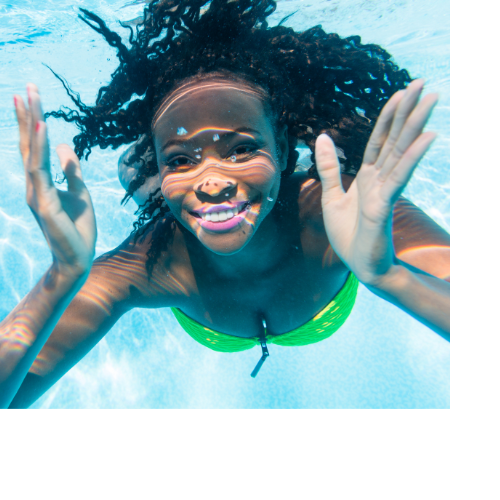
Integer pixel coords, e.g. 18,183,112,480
191,201,248,215
196,209,250,232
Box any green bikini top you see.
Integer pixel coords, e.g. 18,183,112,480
171,272,358,376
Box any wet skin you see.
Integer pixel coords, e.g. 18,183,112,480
153,83,288,257
150,83,354,336
8,82,449,407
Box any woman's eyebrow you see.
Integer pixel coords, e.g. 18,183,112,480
161,138,189,151
160,127,263,151
233,127,262,137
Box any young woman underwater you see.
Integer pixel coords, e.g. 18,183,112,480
0,0,450,409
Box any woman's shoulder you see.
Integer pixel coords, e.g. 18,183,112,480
281,171,355,227
92,213,194,308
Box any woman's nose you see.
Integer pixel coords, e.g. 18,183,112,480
194,174,237,200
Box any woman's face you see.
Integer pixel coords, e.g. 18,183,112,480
152,81,288,255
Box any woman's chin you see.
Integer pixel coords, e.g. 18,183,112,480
197,229,254,256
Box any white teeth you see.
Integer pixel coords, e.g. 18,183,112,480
200,206,246,222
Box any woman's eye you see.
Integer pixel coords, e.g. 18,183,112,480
231,145,256,157
167,156,195,169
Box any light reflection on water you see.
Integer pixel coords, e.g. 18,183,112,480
0,0,449,408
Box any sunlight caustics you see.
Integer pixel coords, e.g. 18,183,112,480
0,0,449,408
152,82,265,127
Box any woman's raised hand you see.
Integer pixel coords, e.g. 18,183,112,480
315,79,438,286
14,84,97,280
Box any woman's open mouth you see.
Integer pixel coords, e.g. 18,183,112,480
189,201,254,232
189,201,250,221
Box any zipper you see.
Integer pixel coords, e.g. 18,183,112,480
251,318,269,378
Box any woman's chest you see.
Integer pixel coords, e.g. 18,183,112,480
170,243,349,339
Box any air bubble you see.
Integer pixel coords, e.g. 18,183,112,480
54,173,66,184
194,147,202,152
230,155,237,162
195,155,201,159
177,127,187,135
213,134,219,142
267,197,274,202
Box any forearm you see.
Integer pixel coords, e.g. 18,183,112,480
0,265,87,408
366,262,450,340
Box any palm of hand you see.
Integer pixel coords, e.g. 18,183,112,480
316,79,438,286
41,185,96,272
14,84,97,278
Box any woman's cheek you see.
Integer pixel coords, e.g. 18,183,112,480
160,175,186,205
236,161,278,188
160,176,171,198
161,174,186,199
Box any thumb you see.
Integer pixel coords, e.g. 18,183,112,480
56,144,86,194
315,134,344,201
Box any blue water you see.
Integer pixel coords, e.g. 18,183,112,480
0,0,449,408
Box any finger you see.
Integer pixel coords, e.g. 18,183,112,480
27,83,44,136
56,144,87,194
374,78,425,168
27,83,42,106
362,90,405,165
14,95,35,205
26,88,53,192
380,131,437,205
315,133,344,201
29,121,57,200
377,93,438,181
27,88,40,173
13,95,30,163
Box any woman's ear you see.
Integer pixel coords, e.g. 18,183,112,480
118,135,160,206
276,124,289,172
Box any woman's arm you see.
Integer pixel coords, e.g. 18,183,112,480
381,196,450,339
392,197,449,281
365,260,449,340
0,268,89,408
315,79,450,338
0,84,97,408
8,222,187,408
338,176,450,282
6,252,140,409
2,86,180,409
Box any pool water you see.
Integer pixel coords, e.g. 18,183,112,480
0,0,449,408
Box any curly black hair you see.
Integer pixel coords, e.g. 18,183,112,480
45,0,412,276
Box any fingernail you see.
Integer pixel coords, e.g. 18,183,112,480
35,121,41,133
13,96,17,107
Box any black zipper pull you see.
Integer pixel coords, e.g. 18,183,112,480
251,318,269,378
251,339,269,378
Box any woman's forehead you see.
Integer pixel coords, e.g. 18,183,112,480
152,84,272,139
154,80,266,120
